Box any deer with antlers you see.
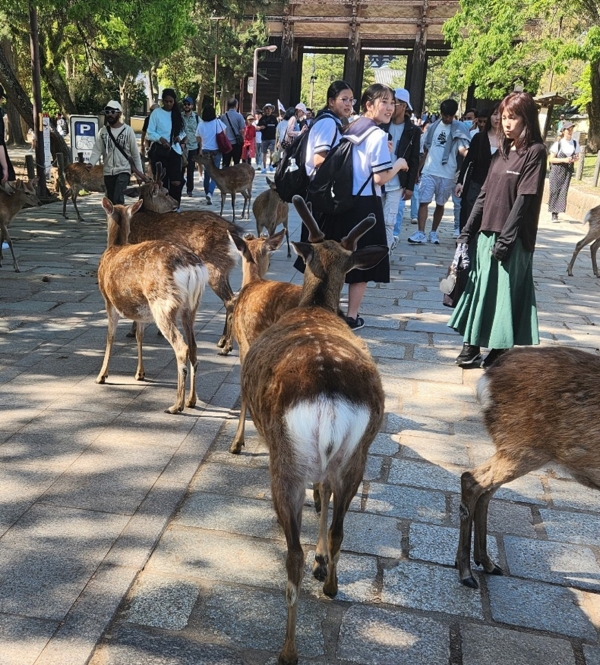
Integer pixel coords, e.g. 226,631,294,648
240,196,387,665
194,154,254,222
0,179,40,272
97,197,208,414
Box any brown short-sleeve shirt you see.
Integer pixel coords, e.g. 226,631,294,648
480,142,547,251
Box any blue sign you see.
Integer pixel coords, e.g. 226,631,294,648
69,115,99,163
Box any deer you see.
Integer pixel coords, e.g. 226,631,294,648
253,176,290,257
110,166,242,355
62,162,105,220
229,230,302,454
456,346,600,589
194,153,254,222
0,178,40,272
566,204,600,276
240,196,387,665
97,197,208,414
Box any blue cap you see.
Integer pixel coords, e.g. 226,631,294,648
183,96,194,105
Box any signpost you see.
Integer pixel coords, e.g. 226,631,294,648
41,113,51,177
69,115,99,163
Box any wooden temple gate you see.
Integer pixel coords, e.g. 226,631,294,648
249,0,460,115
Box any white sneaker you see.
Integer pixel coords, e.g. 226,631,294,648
1,241,9,250
390,235,399,252
453,228,460,238
429,231,440,244
408,231,427,244
206,194,212,205
411,217,418,225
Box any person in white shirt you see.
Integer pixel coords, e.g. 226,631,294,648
195,105,227,205
88,100,144,205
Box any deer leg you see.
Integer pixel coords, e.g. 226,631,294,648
207,269,235,354
134,322,146,380
96,303,119,384
285,224,291,258
219,191,225,217
567,232,596,276
312,481,331,582
472,488,502,575
126,321,137,338
153,308,189,414
272,474,305,665
231,191,237,223
72,192,83,222
181,307,198,408
591,239,600,277
1,226,19,272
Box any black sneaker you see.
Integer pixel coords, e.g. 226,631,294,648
456,343,481,367
551,212,559,222
346,315,365,331
482,348,508,369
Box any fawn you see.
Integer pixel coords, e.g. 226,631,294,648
0,178,40,272
566,204,600,276
253,177,290,257
62,162,105,220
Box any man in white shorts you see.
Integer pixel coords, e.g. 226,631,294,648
408,98,470,244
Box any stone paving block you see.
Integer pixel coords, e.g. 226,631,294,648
0,504,129,620
504,536,600,590
125,575,199,630
191,583,326,657
487,576,597,639
548,478,600,511
90,624,244,665
399,431,471,467
540,509,600,547
449,496,537,538
362,328,430,345
494,474,547,505
337,605,449,665
368,431,400,456
384,411,452,435
409,522,498,567
364,454,383,481
303,551,378,603
369,342,407,360
382,559,484,618
338,510,403,558
388,458,464,493
380,359,464,384
584,645,600,665
461,624,576,665
411,345,458,364
190,462,272,500
0,614,58,665
366,481,447,524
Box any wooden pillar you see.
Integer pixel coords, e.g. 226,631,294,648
279,18,297,106
343,20,362,96
407,2,429,117
465,84,477,111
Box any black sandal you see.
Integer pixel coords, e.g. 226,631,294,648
346,315,365,331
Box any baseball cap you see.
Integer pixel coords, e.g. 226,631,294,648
183,96,194,105
295,102,307,113
394,89,412,111
104,100,122,112
263,103,274,109
561,121,575,130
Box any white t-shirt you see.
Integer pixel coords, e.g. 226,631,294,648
305,115,342,178
254,122,262,144
350,127,392,197
385,122,405,191
422,121,469,180
196,118,227,151
550,138,580,157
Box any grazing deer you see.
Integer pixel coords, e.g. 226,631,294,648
62,162,105,220
0,179,40,272
566,205,600,276
229,230,302,454
241,196,387,665
107,177,241,355
253,177,290,257
456,346,600,589
97,197,208,414
195,154,254,222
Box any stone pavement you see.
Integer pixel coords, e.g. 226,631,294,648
0,177,599,665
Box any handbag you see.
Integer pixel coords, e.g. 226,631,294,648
216,120,232,154
441,242,470,308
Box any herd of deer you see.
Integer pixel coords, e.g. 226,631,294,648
2,168,600,663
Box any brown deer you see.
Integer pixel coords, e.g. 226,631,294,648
229,230,302,454
456,346,600,589
253,177,290,257
97,197,208,414
0,179,40,272
62,162,105,220
240,196,387,665
195,154,254,222
566,205,600,276
107,176,242,355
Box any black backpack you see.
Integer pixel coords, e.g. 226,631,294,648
274,113,338,203
306,127,379,215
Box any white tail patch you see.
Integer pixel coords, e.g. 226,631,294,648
477,374,493,411
584,209,592,225
173,264,209,310
284,396,370,479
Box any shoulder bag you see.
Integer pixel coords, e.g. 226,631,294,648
215,120,233,154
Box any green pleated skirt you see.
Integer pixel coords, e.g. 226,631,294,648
448,232,539,348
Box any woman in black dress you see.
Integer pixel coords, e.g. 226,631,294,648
548,121,580,221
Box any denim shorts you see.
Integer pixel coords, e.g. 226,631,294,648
261,139,275,155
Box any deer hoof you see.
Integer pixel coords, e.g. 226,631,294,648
135,372,145,381
96,375,106,384
277,652,298,665
186,397,197,408
312,555,328,582
126,331,136,338
229,441,244,454
216,336,226,348
461,575,479,589
218,345,232,356
323,579,338,598
487,564,503,576
165,404,184,414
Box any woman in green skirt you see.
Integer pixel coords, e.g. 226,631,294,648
448,92,547,369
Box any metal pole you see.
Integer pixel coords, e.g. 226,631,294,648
213,19,219,107
29,1,49,197
252,48,259,115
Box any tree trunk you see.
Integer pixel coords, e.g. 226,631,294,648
588,58,600,152
39,53,77,115
0,44,34,128
0,38,25,144
119,79,131,123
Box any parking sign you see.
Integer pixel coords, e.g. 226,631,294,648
69,115,99,163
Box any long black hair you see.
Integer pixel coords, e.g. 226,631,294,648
360,84,394,113
201,105,217,122
162,88,183,138
478,102,500,163
322,80,353,113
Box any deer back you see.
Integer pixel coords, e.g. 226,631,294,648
0,179,40,224
65,163,105,193
253,180,288,236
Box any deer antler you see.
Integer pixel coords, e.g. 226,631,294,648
292,196,325,243
340,215,376,251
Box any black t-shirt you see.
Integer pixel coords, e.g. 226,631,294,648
142,115,150,133
259,114,278,141
480,142,547,250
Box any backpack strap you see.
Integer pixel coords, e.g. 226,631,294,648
105,126,147,180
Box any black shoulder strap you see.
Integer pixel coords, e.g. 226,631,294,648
106,126,145,179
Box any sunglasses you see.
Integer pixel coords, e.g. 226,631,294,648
104,108,120,114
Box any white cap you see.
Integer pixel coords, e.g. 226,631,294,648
105,100,123,112
295,102,307,113
394,89,412,111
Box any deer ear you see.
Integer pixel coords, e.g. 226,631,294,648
291,241,313,264
101,197,114,215
128,199,144,217
350,245,389,271
267,229,286,252
230,232,255,263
